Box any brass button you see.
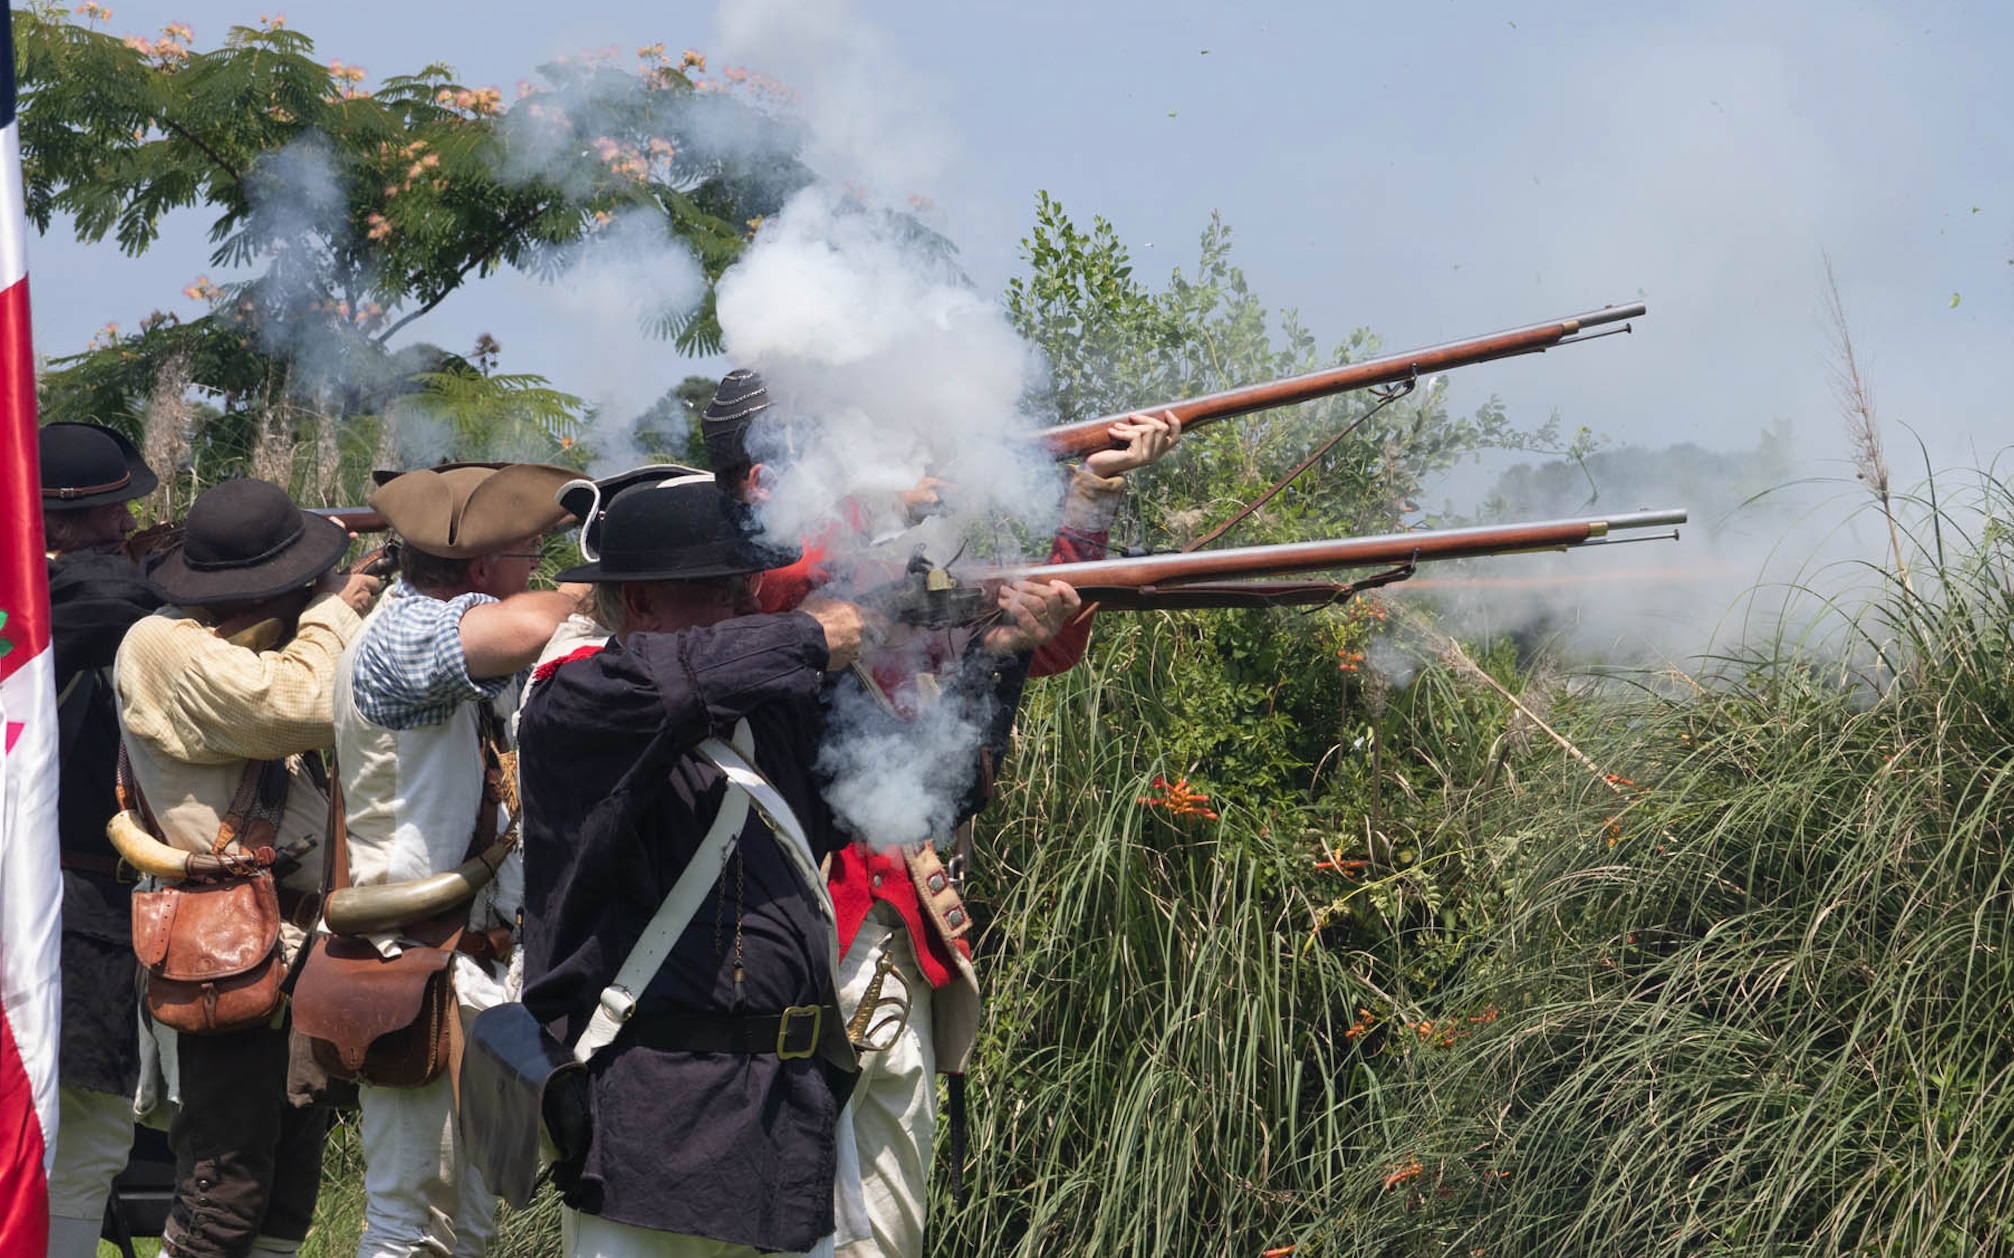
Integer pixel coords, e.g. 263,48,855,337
871,874,883,889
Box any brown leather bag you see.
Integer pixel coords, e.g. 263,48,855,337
292,719,511,1088
124,758,288,1036
133,871,286,1034
292,929,457,1087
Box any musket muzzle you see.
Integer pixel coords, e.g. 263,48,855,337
1587,508,1687,534
1565,303,1646,333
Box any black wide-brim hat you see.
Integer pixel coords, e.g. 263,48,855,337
555,479,799,583
40,422,159,510
150,478,352,606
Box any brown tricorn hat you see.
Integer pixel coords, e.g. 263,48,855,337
367,462,579,558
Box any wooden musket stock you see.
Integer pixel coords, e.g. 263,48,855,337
1036,302,1645,460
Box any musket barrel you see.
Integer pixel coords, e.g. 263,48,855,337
988,509,1686,591
1035,302,1647,461
1593,508,1688,532
311,507,390,533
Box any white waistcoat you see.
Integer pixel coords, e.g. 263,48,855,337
332,599,524,1006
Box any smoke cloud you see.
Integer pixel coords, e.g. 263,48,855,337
704,0,1067,849
815,678,989,849
541,208,707,470
715,185,1060,548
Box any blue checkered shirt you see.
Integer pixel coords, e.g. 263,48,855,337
350,582,508,730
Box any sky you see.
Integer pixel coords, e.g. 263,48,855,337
21,0,2013,618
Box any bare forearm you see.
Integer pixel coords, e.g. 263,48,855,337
460,589,583,680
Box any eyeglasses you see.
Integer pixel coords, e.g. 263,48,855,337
492,551,543,561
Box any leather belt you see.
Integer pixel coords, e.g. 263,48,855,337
626,1004,848,1064
405,914,514,966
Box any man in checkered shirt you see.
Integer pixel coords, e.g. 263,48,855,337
332,463,588,1258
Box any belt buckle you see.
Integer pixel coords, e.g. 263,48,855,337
777,1005,822,1060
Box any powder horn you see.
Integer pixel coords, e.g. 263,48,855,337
106,810,238,881
320,835,517,936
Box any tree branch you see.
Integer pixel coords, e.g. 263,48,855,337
372,202,549,346
160,117,246,192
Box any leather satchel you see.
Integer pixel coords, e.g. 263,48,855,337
133,871,285,1035
291,932,456,1087
289,771,471,1090
123,756,288,1036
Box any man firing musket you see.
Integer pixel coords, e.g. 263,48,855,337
295,462,589,1258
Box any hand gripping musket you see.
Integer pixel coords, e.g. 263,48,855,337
1034,303,1644,461
865,509,1688,628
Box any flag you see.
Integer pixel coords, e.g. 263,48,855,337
0,2,62,1252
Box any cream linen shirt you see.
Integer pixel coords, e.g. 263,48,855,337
114,593,365,912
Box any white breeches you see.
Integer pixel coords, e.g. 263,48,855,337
354,989,503,1258
833,910,937,1258
562,1210,835,1258
48,1085,135,1258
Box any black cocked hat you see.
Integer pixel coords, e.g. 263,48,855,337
149,478,351,606
555,463,710,563
40,422,159,511
700,368,772,471
554,480,799,583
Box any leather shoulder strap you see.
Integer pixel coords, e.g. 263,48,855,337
468,702,513,863
321,757,351,895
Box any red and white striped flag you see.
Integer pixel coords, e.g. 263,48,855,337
0,2,62,1251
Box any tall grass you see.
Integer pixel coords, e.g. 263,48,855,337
1329,476,2014,1256
933,609,1464,1258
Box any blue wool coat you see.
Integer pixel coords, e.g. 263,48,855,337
517,611,849,1253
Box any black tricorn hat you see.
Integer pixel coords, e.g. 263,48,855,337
555,480,799,583
149,479,351,606
40,422,159,511
556,463,710,563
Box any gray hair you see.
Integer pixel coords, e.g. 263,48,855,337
593,574,760,635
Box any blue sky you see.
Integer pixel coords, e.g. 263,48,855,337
23,0,2013,489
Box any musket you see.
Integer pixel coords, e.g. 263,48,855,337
123,507,391,566
867,509,1687,627
1036,303,1645,461
310,507,390,533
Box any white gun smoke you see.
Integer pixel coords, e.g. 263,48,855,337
710,0,1067,850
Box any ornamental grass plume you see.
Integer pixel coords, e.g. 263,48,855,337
138,354,193,521
1825,253,1912,594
